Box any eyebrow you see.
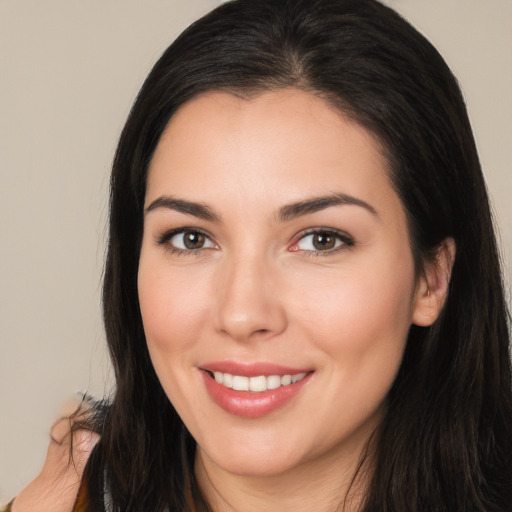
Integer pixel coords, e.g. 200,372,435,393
145,196,220,222
278,193,378,221
144,192,378,223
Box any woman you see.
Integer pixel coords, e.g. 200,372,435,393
8,0,512,510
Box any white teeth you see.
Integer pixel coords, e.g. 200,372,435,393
267,375,282,390
292,372,306,383
211,371,308,392
281,374,292,386
232,375,249,391
249,375,267,392
223,373,233,388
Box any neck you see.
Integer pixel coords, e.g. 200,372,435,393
194,434,375,512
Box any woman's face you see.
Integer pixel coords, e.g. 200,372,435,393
138,89,429,478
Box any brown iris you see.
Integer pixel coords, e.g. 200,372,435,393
183,231,206,249
312,233,336,250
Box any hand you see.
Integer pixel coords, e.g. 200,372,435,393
11,402,100,512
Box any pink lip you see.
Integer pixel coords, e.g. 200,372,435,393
200,363,313,419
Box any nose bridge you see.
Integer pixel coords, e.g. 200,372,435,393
215,246,286,342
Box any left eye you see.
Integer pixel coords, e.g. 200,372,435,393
168,230,216,251
294,231,348,252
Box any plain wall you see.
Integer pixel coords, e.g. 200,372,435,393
1,0,510,503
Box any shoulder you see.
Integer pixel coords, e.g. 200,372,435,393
10,400,100,512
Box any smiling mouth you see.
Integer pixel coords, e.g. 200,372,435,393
201,367,314,417
205,370,310,392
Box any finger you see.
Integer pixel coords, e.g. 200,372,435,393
44,429,100,480
12,430,99,512
49,395,94,445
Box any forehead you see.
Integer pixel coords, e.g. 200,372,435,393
146,89,401,222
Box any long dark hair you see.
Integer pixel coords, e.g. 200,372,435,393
82,0,512,510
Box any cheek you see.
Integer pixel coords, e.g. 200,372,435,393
289,255,416,373
137,260,214,420
137,260,212,359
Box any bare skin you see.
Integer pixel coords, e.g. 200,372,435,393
10,402,99,512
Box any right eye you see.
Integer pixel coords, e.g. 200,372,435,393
159,229,217,252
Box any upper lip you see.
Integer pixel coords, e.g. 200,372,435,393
200,361,313,377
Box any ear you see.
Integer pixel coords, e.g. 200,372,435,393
412,238,456,327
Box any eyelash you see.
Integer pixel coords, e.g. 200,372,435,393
155,227,354,256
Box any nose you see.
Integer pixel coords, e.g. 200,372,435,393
214,252,287,343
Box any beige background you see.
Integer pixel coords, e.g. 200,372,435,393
0,0,510,503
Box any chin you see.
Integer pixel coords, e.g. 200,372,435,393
200,446,305,478
194,424,297,473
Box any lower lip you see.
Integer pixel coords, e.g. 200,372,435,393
201,371,312,418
